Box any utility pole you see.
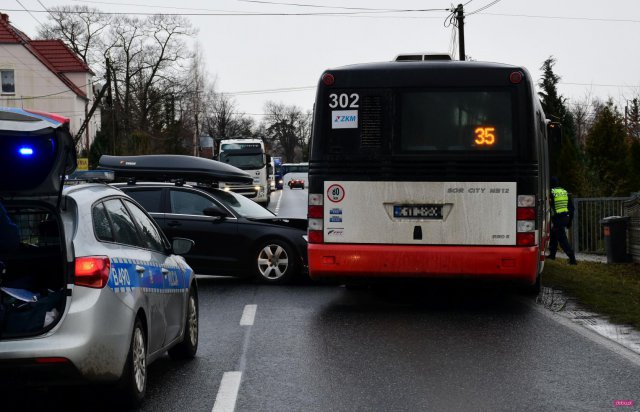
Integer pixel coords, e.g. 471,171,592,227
105,58,116,155
74,73,109,146
455,4,465,61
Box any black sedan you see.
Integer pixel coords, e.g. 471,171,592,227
116,182,308,284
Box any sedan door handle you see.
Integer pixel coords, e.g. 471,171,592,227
161,268,169,276
167,221,181,227
135,265,145,274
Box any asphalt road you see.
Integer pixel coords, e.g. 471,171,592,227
9,188,640,411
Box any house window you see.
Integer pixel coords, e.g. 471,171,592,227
1,70,15,94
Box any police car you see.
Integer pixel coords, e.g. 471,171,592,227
0,108,198,406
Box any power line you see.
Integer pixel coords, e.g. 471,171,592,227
477,12,640,24
236,0,410,12
225,86,316,96
559,82,640,88
468,0,502,16
15,0,43,26
2,7,448,17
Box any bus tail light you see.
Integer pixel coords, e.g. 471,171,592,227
516,207,536,220
308,193,324,243
516,195,536,246
75,256,110,288
516,233,535,246
309,230,324,244
308,205,323,219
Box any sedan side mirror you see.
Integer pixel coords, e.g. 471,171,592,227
203,206,227,219
172,237,194,255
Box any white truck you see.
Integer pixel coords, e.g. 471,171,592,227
217,138,270,206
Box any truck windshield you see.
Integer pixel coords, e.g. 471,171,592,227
219,152,263,169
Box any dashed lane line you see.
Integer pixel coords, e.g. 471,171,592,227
213,303,258,412
212,371,242,412
274,189,283,215
240,304,257,326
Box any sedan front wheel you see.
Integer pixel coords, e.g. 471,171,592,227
254,239,298,284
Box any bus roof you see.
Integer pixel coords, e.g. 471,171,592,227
326,60,521,73
319,60,531,88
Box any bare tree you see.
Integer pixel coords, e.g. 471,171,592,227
37,5,111,71
203,93,256,153
262,102,309,162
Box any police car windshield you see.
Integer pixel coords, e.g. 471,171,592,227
211,190,274,218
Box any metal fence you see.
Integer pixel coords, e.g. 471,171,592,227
571,197,630,254
623,196,640,263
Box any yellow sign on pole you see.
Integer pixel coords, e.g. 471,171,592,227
77,158,89,171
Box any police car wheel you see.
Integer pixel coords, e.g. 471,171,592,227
254,239,298,284
168,288,199,360
118,317,147,407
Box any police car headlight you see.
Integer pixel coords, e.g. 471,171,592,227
224,187,231,192
255,185,261,191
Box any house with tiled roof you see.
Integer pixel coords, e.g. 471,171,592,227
0,12,101,153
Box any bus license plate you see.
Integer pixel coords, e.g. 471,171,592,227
393,204,443,219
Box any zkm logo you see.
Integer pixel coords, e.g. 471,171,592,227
335,115,356,123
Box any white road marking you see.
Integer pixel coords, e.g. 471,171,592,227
240,304,257,326
212,371,242,412
274,190,283,215
522,297,640,367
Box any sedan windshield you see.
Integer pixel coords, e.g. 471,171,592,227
211,189,274,218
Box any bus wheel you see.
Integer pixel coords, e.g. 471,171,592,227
254,239,297,284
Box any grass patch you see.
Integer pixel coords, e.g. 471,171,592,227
541,260,640,329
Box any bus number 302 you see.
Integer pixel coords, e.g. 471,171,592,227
328,93,360,109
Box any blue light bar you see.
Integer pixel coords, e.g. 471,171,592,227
18,146,34,156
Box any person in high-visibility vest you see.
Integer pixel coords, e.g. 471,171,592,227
549,177,577,265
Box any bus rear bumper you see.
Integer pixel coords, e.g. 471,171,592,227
308,244,539,283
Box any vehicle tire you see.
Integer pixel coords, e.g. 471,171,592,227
118,317,147,407
253,239,298,284
168,287,199,360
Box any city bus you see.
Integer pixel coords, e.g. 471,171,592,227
307,59,551,291
217,138,270,206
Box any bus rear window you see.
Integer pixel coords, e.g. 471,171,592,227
399,90,513,152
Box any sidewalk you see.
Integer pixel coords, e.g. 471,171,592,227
551,251,607,263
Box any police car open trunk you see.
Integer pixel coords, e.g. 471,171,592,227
0,109,76,339
0,205,68,338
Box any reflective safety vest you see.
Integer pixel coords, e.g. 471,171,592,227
551,187,570,214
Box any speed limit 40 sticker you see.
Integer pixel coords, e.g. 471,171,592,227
327,184,345,203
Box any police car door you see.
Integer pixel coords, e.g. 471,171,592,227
102,198,167,354
123,199,186,345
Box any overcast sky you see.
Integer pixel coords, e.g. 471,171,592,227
5,0,640,121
